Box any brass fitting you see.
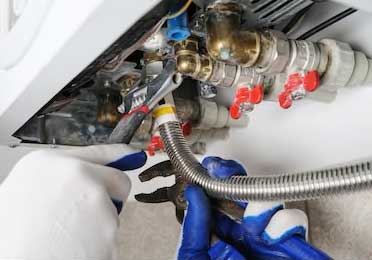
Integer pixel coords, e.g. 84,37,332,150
143,51,164,82
96,88,122,127
117,74,141,96
143,51,162,63
175,37,264,88
205,2,261,67
174,38,213,82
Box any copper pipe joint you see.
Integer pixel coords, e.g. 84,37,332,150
143,51,163,63
205,2,261,67
174,38,213,81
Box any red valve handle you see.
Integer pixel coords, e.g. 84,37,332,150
229,85,264,119
303,70,320,92
148,122,192,156
286,73,303,92
278,92,292,109
230,103,242,120
182,121,192,137
148,135,164,156
278,71,320,109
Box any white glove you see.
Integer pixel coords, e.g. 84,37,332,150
0,145,147,260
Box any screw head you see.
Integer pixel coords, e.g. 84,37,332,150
200,83,217,99
240,102,254,113
104,80,111,88
219,48,231,60
291,88,306,100
117,104,126,114
88,125,96,134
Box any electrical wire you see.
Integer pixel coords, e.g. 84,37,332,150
103,0,193,72
167,0,193,19
102,17,167,72
297,8,357,40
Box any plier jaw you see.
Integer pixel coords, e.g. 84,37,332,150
134,160,245,225
134,160,187,223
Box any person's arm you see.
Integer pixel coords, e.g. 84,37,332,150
0,145,146,260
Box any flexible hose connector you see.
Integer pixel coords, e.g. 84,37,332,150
159,121,372,201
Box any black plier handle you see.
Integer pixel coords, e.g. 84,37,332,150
135,161,244,224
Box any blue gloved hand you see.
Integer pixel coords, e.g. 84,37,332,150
177,157,332,260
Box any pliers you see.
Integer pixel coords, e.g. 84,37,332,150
135,162,326,259
135,160,188,223
135,160,244,224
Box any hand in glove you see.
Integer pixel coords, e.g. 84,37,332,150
177,157,331,260
0,145,147,260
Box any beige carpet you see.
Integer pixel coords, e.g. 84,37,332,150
119,193,372,260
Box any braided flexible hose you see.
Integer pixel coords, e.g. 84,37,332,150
159,121,372,201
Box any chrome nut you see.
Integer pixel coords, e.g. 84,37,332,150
286,40,320,73
238,67,264,87
200,82,217,99
256,30,290,74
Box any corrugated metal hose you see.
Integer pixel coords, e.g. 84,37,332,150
159,121,372,201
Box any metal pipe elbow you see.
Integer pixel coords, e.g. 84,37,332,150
174,38,213,81
205,2,261,67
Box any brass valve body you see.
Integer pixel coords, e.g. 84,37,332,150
175,38,264,88
174,38,214,82
205,2,261,67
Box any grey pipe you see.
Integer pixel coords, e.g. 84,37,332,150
159,121,372,201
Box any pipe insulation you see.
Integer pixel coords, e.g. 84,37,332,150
159,120,372,202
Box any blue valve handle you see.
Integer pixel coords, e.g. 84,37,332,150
167,12,191,41
167,3,191,41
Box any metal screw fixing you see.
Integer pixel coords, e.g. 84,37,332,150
239,102,255,113
117,104,126,114
219,47,231,60
200,83,217,99
291,87,306,100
